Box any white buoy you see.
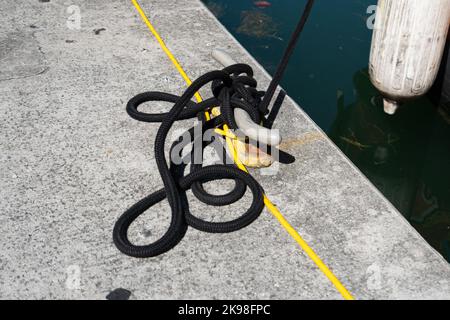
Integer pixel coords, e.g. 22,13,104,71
369,0,450,115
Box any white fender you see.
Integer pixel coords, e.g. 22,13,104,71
369,0,450,114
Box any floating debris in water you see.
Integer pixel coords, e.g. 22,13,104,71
254,1,272,8
237,10,278,39
339,136,371,150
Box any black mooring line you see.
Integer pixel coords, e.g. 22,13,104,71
259,0,316,115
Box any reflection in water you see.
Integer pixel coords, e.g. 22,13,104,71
330,69,450,261
237,10,280,40
202,0,450,262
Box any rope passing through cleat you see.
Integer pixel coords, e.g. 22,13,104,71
113,66,285,258
114,0,316,258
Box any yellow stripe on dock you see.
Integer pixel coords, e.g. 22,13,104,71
130,0,354,300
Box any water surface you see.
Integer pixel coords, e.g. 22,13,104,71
203,0,450,262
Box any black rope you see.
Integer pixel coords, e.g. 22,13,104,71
265,90,287,129
259,0,315,115
113,1,315,258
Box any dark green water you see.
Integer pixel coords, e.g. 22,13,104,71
203,0,450,262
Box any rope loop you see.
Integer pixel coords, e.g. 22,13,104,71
114,65,270,258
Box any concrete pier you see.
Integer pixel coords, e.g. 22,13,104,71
0,0,449,299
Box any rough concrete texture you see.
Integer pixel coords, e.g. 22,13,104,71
0,0,449,300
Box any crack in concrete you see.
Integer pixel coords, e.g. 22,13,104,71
0,66,49,82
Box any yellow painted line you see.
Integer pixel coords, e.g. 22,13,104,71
263,199,355,300
130,0,354,300
214,128,237,140
130,0,208,119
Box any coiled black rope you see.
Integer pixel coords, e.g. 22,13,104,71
113,0,315,258
114,66,270,258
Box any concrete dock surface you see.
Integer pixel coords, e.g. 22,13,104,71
0,0,449,299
